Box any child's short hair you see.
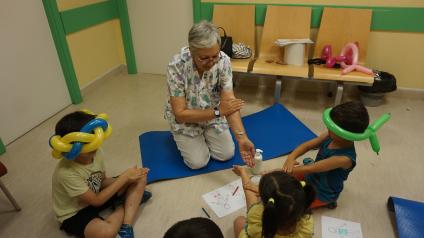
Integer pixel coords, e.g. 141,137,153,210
55,111,95,136
330,101,369,133
259,171,315,238
163,217,223,238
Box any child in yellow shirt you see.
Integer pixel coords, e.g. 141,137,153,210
233,166,315,238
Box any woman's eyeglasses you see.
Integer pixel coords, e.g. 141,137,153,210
197,52,222,65
193,51,223,93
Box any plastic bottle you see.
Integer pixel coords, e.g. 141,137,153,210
251,149,263,175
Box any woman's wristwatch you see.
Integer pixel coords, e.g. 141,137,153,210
213,107,221,118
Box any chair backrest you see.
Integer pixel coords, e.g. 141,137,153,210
212,5,255,54
0,160,21,211
313,7,372,64
258,6,312,60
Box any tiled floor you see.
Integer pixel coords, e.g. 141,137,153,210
0,72,423,237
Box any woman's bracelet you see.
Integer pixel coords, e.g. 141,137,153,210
236,131,245,136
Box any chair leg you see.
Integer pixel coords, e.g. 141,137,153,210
274,78,282,103
0,180,21,211
334,82,344,105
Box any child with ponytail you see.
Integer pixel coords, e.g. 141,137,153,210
233,166,315,238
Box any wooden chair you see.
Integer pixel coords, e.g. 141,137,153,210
312,7,373,105
0,161,21,211
251,6,312,102
212,5,255,73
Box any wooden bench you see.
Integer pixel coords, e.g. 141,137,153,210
212,5,256,73
251,6,312,102
212,5,374,105
312,7,373,104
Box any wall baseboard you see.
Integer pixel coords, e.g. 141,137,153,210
397,87,424,93
385,87,424,100
81,64,126,96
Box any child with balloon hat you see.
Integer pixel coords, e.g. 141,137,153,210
50,110,152,238
282,101,390,209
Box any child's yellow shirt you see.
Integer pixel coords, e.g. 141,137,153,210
239,203,313,238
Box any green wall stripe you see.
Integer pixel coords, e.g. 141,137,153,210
195,1,424,32
42,0,83,104
193,0,202,23
200,2,214,23
60,1,118,35
0,137,5,155
371,7,424,32
116,0,137,74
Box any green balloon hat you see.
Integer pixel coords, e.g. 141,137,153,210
323,108,391,154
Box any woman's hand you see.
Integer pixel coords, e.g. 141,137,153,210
219,98,244,117
238,138,255,167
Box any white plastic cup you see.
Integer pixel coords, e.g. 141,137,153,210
284,43,305,66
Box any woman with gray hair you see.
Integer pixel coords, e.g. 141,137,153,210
164,21,255,169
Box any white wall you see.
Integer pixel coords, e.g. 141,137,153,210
0,1,70,144
127,0,193,74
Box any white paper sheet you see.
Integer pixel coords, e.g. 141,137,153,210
202,179,246,218
322,216,363,238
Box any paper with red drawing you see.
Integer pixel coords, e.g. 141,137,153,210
202,179,245,218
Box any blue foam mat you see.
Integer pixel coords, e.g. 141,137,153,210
139,103,316,183
388,196,424,238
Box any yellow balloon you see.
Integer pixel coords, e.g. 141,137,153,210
50,135,72,152
81,127,105,153
52,150,63,159
62,132,95,144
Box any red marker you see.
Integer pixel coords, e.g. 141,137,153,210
232,186,239,196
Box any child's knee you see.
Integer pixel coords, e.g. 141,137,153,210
102,228,118,238
86,225,117,238
233,216,246,237
233,216,246,228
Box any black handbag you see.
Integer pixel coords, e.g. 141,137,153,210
217,27,233,58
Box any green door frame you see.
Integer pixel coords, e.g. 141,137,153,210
42,0,138,104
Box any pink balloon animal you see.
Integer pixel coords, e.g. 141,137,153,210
321,43,373,75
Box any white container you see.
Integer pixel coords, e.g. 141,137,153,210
284,43,305,66
275,39,312,66
251,149,263,175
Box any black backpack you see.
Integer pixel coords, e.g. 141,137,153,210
358,71,397,93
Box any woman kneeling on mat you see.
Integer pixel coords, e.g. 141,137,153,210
164,21,255,169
